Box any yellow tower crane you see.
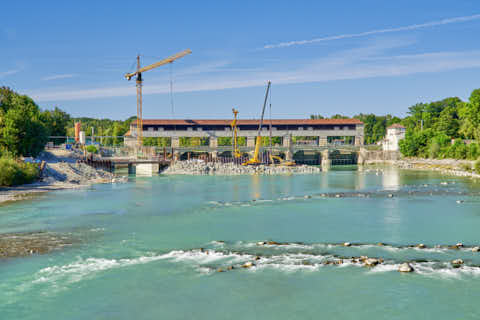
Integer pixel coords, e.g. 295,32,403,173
124,49,192,147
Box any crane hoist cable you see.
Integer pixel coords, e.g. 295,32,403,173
169,62,175,118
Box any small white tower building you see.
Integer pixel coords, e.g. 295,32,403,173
383,124,406,152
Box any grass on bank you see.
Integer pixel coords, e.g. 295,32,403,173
0,157,40,187
475,159,480,175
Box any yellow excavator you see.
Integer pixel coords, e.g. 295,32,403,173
231,108,242,158
269,154,296,166
242,81,271,166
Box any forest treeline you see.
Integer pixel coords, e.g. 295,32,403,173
2,86,480,161
311,88,480,160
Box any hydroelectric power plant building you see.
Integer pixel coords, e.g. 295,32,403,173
125,118,364,149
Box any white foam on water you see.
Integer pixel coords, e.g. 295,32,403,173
255,199,274,203
366,261,480,279
31,248,253,287
413,263,460,279
253,263,320,273
411,247,448,253
278,196,296,201
34,253,172,285
379,246,401,252
166,249,249,265
369,264,400,273
209,240,226,247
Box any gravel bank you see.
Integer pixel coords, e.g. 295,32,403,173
0,231,73,258
0,150,114,204
162,160,321,175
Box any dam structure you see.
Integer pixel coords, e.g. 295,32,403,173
123,118,364,168
125,119,364,147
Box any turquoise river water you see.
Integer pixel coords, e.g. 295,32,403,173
1,167,480,319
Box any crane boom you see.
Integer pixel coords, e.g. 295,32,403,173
124,49,192,80
242,81,271,165
124,49,192,149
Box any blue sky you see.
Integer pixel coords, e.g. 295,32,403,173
1,1,480,120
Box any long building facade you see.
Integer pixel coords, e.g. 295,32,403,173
125,118,364,148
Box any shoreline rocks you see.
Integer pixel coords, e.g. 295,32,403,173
365,158,480,179
162,160,321,175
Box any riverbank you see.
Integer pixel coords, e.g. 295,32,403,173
0,149,114,204
162,160,321,175
366,158,480,179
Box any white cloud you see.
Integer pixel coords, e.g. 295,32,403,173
29,45,480,102
263,14,480,49
0,68,21,78
42,74,77,81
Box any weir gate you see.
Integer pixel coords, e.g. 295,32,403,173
73,118,365,174
99,144,361,175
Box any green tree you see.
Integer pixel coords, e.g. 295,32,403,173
112,122,122,145
41,107,71,137
459,89,480,140
435,106,459,137
0,87,48,157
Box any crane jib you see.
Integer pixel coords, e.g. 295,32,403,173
124,49,191,148
257,81,271,137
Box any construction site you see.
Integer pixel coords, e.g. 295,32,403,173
64,50,365,175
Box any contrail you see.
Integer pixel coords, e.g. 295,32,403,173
263,14,480,49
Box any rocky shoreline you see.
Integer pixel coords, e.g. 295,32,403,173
365,158,480,179
161,160,322,175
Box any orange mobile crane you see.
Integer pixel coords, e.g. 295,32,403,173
124,49,192,147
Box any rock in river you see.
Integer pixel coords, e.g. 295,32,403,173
398,263,414,273
364,258,380,267
451,259,464,267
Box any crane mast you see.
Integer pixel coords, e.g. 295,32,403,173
231,108,241,158
136,55,143,147
125,49,192,147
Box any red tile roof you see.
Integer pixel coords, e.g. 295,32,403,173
136,119,363,126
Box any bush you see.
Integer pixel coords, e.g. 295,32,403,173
86,145,98,154
475,159,480,174
467,143,479,160
460,163,472,172
0,157,39,186
445,140,468,159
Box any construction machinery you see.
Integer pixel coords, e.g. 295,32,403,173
242,81,271,166
231,108,242,158
269,154,296,166
124,49,192,147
